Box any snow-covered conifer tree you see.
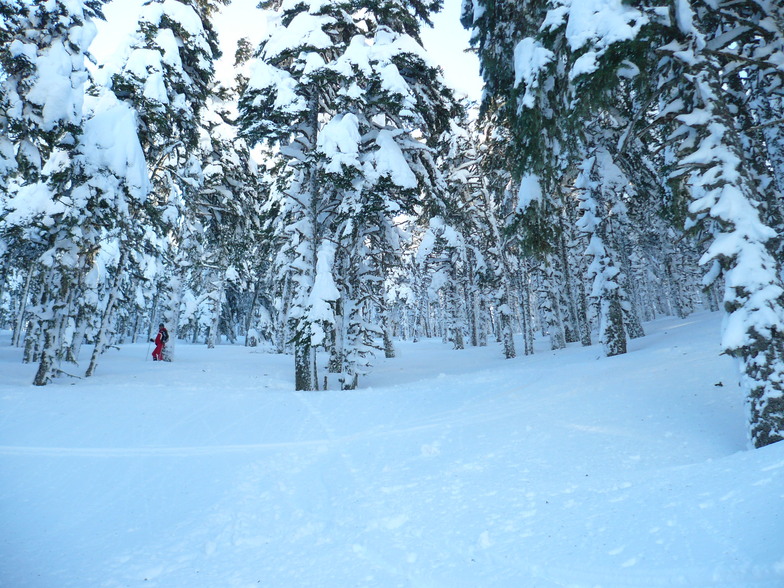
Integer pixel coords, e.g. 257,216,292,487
416,216,470,350
575,149,630,357
0,0,114,384
80,92,151,376
325,0,460,380
240,0,458,389
465,0,784,447
195,99,266,348
102,0,224,360
239,0,354,389
433,117,492,350
435,116,519,356
0,0,25,189
655,2,784,447
467,1,581,353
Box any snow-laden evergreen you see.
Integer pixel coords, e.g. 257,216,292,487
462,0,784,447
660,2,784,448
100,0,224,361
0,0,114,385
238,0,459,389
575,149,628,357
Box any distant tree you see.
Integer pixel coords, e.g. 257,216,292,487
575,149,628,357
194,99,267,349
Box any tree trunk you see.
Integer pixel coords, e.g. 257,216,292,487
33,265,74,385
33,326,56,386
745,330,784,447
245,279,262,347
206,274,224,349
575,277,592,347
85,291,117,377
22,312,40,364
329,298,344,374
543,259,566,351
12,264,34,348
447,267,465,350
85,254,125,377
161,272,184,362
518,266,535,356
667,31,784,447
67,314,89,364
381,301,396,358
557,220,580,344
602,293,627,357
614,232,645,339
294,340,317,391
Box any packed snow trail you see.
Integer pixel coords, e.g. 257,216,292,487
1,311,783,587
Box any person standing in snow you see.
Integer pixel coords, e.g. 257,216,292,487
151,324,169,361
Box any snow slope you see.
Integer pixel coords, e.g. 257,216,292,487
1,311,783,587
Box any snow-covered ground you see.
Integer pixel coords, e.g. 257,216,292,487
1,311,783,587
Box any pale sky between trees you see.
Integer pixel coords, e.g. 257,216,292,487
93,0,484,101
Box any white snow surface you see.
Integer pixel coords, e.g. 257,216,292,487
317,113,361,174
369,130,418,190
542,0,647,80
139,0,209,51
262,11,335,60
1,311,783,587
2,181,63,227
517,173,544,211
246,60,306,114
544,0,646,53
81,93,151,203
513,38,554,108
26,36,92,131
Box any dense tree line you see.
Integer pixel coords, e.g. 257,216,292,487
0,0,781,447
461,0,784,447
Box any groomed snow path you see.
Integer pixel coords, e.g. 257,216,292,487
1,311,783,587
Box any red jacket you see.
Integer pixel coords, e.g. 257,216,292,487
155,328,169,346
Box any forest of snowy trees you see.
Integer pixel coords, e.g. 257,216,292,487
0,0,782,448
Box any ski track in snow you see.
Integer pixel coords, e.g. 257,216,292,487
2,311,784,587
0,386,544,458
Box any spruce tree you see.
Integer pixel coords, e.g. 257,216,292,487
655,2,784,447
103,0,224,360
575,149,629,357
465,0,784,446
239,0,353,389
0,0,114,384
239,0,459,389
195,100,267,348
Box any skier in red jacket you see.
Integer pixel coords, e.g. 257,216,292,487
151,324,169,361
